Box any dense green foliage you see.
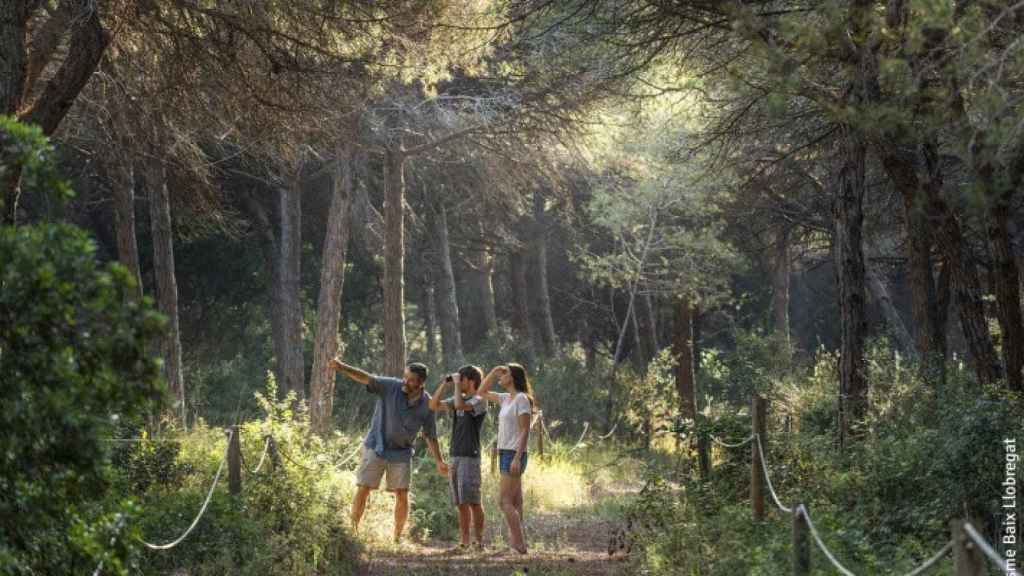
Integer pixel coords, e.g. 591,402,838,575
119,383,362,575
0,120,166,575
627,336,1024,575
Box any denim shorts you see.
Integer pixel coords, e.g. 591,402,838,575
498,449,528,476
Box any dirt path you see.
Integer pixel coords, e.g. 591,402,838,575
358,511,630,575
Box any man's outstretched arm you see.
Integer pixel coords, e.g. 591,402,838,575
330,358,372,385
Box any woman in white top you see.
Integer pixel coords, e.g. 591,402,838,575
477,363,534,554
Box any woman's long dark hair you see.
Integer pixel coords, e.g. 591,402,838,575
507,363,535,407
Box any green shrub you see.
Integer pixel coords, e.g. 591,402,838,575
408,453,459,541
0,223,166,574
633,340,1022,576
130,379,362,575
0,119,165,575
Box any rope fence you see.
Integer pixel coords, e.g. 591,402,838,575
706,394,1012,576
239,436,272,475
138,428,232,551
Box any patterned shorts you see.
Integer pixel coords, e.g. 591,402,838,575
448,456,482,505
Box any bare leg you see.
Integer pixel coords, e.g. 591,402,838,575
393,489,409,542
499,475,526,553
513,483,524,537
457,504,472,546
351,485,373,531
469,503,485,545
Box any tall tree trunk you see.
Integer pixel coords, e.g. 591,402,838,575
866,263,916,360
0,1,28,117
612,290,637,367
383,147,407,376
240,192,285,396
1,1,29,224
462,245,498,352
877,143,946,377
147,158,185,425
3,2,108,223
509,249,534,349
925,188,1002,386
644,289,660,351
530,190,557,356
630,299,645,370
934,256,951,360
772,228,791,343
834,130,868,448
423,277,438,366
986,194,1024,391
310,144,353,436
473,246,499,337
673,297,697,419
112,163,143,301
280,174,304,402
431,203,463,369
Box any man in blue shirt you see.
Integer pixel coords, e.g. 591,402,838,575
331,358,448,542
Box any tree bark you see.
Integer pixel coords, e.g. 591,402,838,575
925,185,1002,386
423,277,438,366
509,248,536,363
530,189,557,356
431,203,463,370
310,143,353,436
0,1,29,117
463,244,498,351
644,289,660,351
112,162,143,301
1,1,29,224
875,143,946,377
834,129,868,448
147,157,185,425
866,262,916,360
985,190,1024,391
21,2,73,103
673,297,697,419
772,228,791,343
19,5,108,135
239,191,285,396
383,147,407,376
279,173,304,402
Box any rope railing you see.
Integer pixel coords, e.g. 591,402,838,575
275,440,321,472
139,428,232,550
598,419,620,440
754,434,792,515
707,397,1008,576
566,421,591,456
335,442,364,469
963,522,1011,571
708,433,755,449
240,436,272,475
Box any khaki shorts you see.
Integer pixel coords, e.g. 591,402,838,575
356,446,411,491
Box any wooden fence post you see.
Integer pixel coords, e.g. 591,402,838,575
535,411,544,457
952,520,985,576
228,425,241,495
751,395,766,521
792,505,810,576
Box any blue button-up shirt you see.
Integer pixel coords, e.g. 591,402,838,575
363,376,437,462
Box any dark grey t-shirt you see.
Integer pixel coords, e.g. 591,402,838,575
363,376,437,462
442,395,487,458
